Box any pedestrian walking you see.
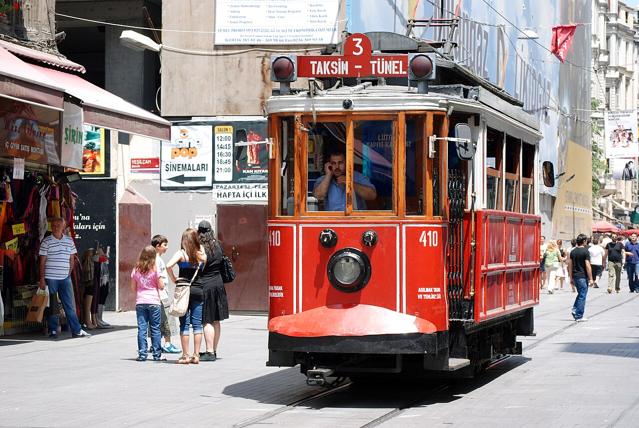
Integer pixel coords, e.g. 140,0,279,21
605,234,624,294
567,239,577,292
38,217,91,339
568,234,594,322
623,232,639,293
543,240,563,294
131,245,165,361
196,221,230,362
556,239,567,290
588,237,605,288
166,228,206,364
152,235,181,354
540,235,548,290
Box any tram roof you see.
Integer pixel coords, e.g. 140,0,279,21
267,83,542,142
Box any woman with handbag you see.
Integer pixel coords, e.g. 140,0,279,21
166,228,206,364
196,220,230,362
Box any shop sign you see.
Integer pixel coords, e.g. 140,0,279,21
298,34,408,78
161,126,213,189
60,101,84,169
215,0,339,45
131,157,160,171
0,119,58,164
212,183,267,202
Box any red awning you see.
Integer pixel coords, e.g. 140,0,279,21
32,65,170,141
0,40,86,73
0,45,64,110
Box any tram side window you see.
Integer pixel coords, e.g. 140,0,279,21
279,117,295,216
486,128,504,210
505,136,521,212
521,142,535,214
309,122,348,212
353,120,390,212
406,116,424,215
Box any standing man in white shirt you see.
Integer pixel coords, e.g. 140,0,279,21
588,236,605,288
39,217,90,339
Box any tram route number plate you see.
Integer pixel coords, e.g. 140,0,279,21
214,126,233,182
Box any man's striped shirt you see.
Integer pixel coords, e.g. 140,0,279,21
39,235,77,280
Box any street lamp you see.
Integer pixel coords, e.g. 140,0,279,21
564,173,576,238
517,28,540,40
119,30,161,53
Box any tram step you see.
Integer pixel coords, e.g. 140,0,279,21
446,358,471,371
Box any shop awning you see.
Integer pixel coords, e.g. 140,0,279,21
32,65,170,140
0,45,64,110
0,39,86,73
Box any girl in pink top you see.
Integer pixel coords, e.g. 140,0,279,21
130,246,165,361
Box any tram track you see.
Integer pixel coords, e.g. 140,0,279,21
524,293,639,352
232,381,353,428
233,297,637,428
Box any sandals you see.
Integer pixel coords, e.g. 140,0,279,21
190,354,200,364
177,355,190,364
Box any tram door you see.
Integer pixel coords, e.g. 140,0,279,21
217,205,269,311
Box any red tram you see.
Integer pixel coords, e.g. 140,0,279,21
265,34,540,383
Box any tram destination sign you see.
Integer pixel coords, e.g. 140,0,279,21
297,33,408,78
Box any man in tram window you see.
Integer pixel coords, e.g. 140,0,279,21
313,149,377,211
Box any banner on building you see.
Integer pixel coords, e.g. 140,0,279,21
161,126,213,190
215,0,340,45
0,98,60,165
81,126,108,176
604,110,639,159
611,158,637,181
60,101,84,169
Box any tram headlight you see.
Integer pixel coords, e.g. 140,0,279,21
327,248,371,293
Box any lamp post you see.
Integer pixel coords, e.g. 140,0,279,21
564,173,576,238
119,30,161,52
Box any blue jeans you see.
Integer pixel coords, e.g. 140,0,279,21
626,263,639,292
179,300,203,336
571,277,589,320
46,276,82,335
136,304,161,359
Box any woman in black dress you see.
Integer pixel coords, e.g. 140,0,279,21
196,220,229,361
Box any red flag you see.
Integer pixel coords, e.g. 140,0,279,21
551,25,577,63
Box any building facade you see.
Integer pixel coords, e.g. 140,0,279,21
591,0,639,225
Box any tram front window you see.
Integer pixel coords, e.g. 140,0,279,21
308,121,388,213
353,120,393,212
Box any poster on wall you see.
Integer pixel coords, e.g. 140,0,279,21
611,158,637,181
129,135,160,174
60,101,84,169
70,179,117,310
0,98,60,165
215,0,340,45
81,125,109,176
161,126,213,190
604,110,639,159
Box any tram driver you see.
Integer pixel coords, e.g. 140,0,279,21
313,149,377,211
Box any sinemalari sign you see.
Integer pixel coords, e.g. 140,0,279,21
298,33,408,78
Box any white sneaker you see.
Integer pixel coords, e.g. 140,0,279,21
575,317,589,323
72,329,92,338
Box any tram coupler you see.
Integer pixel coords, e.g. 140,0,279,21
306,368,334,386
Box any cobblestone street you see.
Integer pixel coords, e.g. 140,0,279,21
1,279,638,427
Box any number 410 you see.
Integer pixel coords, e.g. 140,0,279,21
419,230,439,247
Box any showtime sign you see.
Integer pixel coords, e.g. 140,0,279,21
297,33,408,78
